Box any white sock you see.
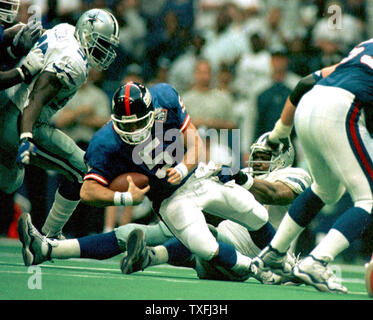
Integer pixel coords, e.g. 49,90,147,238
48,239,81,259
231,251,252,275
271,213,305,253
42,191,80,237
310,229,350,261
148,245,169,266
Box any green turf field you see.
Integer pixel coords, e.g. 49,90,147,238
0,237,371,301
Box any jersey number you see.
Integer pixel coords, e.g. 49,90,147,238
139,137,174,179
340,45,373,69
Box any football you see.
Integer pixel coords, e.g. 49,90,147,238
108,172,149,192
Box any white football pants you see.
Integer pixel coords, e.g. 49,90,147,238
295,85,373,212
158,170,268,261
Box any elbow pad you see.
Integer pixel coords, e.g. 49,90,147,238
289,73,317,106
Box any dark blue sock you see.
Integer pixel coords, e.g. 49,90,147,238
289,187,324,227
78,231,122,260
332,207,372,243
249,222,276,249
163,237,193,266
210,242,237,269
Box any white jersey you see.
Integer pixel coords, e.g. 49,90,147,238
216,167,312,258
6,23,88,121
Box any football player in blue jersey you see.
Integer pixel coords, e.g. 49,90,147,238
19,81,271,280
0,0,44,89
252,40,373,294
0,9,119,242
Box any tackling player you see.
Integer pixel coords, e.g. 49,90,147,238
1,8,119,239
252,39,373,294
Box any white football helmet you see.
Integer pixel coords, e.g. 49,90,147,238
248,132,295,176
0,0,19,24
75,9,119,71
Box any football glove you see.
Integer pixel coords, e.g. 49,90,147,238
11,20,43,58
16,135,38,167
18,48,45,84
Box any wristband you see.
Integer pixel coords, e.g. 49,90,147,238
174,162,188,180
268,120,293,144
241,173,254,190
16,67,25,81
113,191,133,206
20,64,33,84
20,132,33,140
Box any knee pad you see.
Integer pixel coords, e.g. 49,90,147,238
186,229,219,261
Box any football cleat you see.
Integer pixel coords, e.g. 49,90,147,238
364,258,373,297
251,245,295,279
46,231,66,241
293,255,348,294
17,213,52,266
249,262,283,285
120,229,150,274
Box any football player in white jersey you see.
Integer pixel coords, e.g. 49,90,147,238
1,8,119,239
17,133,311,285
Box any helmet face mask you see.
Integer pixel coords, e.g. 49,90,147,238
75,9,119,71
249,132,295,177
111,82,155,145
0,0,19,24
112,112,155,145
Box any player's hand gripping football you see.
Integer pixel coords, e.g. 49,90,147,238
127,175,150,205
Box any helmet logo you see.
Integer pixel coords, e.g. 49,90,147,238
143,88,152,108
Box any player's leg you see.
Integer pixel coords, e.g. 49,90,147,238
253,87,347,282
308,110,373,263
157,193,254,278
0,101,25,194
120,231,195,274
31,123,87,238
195,178,269,231
293,98,373,293
17,213,174,265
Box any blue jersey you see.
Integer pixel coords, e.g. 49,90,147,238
84,83,192,211
319,39,373,105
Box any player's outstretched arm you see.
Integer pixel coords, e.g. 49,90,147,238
16,70,60,167
249,179,297,206
227,170,297,205
80,176,150,208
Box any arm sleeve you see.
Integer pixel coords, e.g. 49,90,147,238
289,72,320,106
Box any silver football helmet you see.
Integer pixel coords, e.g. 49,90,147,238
75,9,119,71
248,132,295,176
0,0,19,24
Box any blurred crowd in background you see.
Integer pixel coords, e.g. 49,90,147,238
1,0,373,264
